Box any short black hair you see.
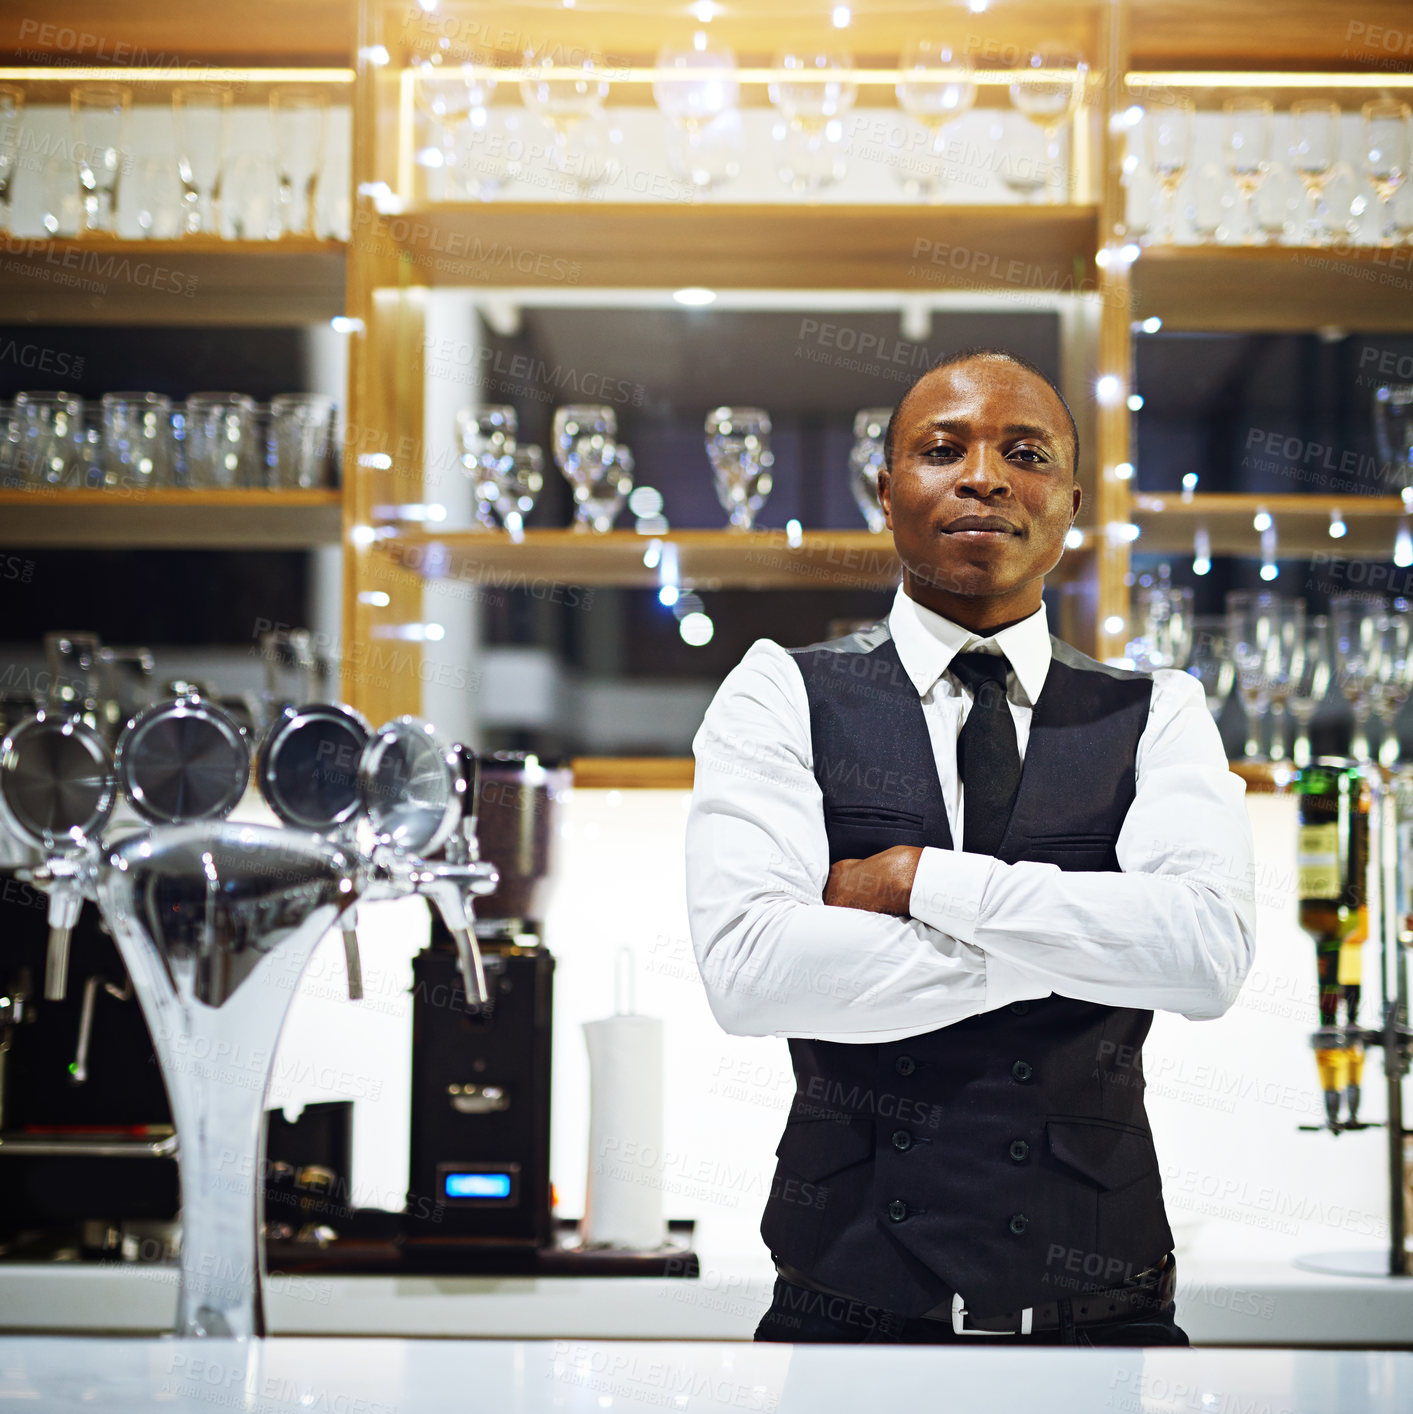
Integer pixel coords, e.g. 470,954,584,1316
883,346,1079,476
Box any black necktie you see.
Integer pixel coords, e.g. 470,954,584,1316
950,651,1022,856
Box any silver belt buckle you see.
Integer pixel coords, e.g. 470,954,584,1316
951,1292,1033,1336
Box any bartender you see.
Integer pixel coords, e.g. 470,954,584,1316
684,348,1257,1346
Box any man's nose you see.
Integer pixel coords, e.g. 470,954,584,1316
954,445,1013,494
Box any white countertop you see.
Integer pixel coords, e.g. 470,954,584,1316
3,1254,1412,1347
0,1336,1411,1414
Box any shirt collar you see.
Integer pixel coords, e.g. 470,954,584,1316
887,581,1052,706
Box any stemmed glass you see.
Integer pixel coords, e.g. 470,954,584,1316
1330,592,1386,761
849,408,891,533
1361,98,1411,247
1290,99,1341,245
1222,95,1272,245
705,406,773,530
1126,583,1195,671
413,46,495,200
553,404,632,532
654,34,743,195
1374,383,1413,499
894,41,976,202
1140,93,1194,244
1010,46,1087,204
521,43,612,187
456,404,518,529
173,87,230,236
1226,590,1304,760
71,84,130,236
1289,614,1333,767
1186,616,1236,721
270,88,328,237
768,49,856,195
0,85,23,237
1373,603,1413,765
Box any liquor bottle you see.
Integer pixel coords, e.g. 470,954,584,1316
1295,761,1370,1129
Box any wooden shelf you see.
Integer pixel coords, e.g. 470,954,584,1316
376,526,1098,590
1131,492,1408,558
1131,246,1413,333
0,239,345,326
387,203,1099,293
0,488,342,548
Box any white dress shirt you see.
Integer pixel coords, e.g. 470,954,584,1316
685,583,1257,1044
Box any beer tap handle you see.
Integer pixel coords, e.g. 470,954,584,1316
341,904,364,1002
71,973,100,1085
44,880,83,1003
423,877,489,1007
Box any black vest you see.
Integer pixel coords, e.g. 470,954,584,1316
761,622,1175,1317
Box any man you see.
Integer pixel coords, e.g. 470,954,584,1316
684,348,1256,1346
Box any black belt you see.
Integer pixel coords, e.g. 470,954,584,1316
773,1251,1177,1335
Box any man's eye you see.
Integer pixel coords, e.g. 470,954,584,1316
1010,446,1047,463
923,444,959,459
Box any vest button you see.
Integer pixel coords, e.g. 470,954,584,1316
1009,1213,1029,1235
1009,1139,1030,1162
1009,1001,1030,1015
888,1199,909,1223
891,1129,913,1152
1010,1059,1033,1083
894,1056,916,1076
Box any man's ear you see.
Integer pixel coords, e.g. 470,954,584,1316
878,468,893,527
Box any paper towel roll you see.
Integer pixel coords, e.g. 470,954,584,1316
581,1013,667,1250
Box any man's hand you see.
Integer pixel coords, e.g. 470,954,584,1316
824,846,923,916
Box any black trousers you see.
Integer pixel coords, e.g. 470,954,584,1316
754,1273,1191,1347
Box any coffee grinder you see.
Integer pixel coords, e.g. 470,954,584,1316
405,753,570,1255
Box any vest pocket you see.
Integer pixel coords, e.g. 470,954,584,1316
1045,1116,1159,1192
824,805,927,861
774,1114,875,1182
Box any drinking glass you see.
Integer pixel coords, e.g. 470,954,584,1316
222,151,280,239
448,108,527,202
1010,46,1086,203
1126,584,1195,671
71,84,130,235
41,154,80,236
413,48,495,201
1255,160,1301,245
173,87,230,236
769,49,857,195
1374,384,1413,499
1142,94,1194,244
1290,99,1341,245
267,394,336,489
997,112,1049,203
553,404,631,532
457,404,518,527
501,444,544,534
1186,616,1235,720
1187,159,1235,243
894,41,976,202
101,393,174,490
10,392,85,487
521,43,612,182
705,406,773,531
1226,590,1304,760
667,109,744,194
183,393,261,488
0,85,23,236
270,88,328,237
1289,614,1332,767
135,155,184,238
1222,95,1272,245
1362,98,1411,246
655,36,742,195
849,407,891,533
1330,592,1386,761
1373,603,1413,764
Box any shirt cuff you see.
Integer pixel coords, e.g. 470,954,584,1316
908,846,992,946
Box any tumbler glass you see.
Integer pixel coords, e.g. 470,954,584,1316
101,392,174,490
267,393,335,489
10,391,85,487
183,393,261,488
71,84,130,235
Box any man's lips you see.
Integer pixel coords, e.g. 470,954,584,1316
942,516,1020,538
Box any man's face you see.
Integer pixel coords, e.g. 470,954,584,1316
878,357,1082,626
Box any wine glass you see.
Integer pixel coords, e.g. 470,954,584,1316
1330,592,1386,761
173,87,230,236
849,408,891,533
1290,99,1341,245
449,108,526,202
1361,98,1411,247
1222,95,1272,245
412,45,495,201
502,444,544,535
1226,590,1304,760
71,84,130,235
654,34,739,132
894,41,976,202
1289,614,1333,767
270,88,329,237
768,49,857,195
0,85,23,237
1010,46,1087,204
521,42,612,184
1374,384,1413,500
553,404,631,532
1141,93,1194,244
705,406,773,530
667,109,745,194
456,404,518,528
1186,616,1236,721
1373,603,1413,765
1126,583,1195,671
997,112,1049,202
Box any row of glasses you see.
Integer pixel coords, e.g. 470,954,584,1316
0,390,336,489
0,81,330,238
1132,92,1411,246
